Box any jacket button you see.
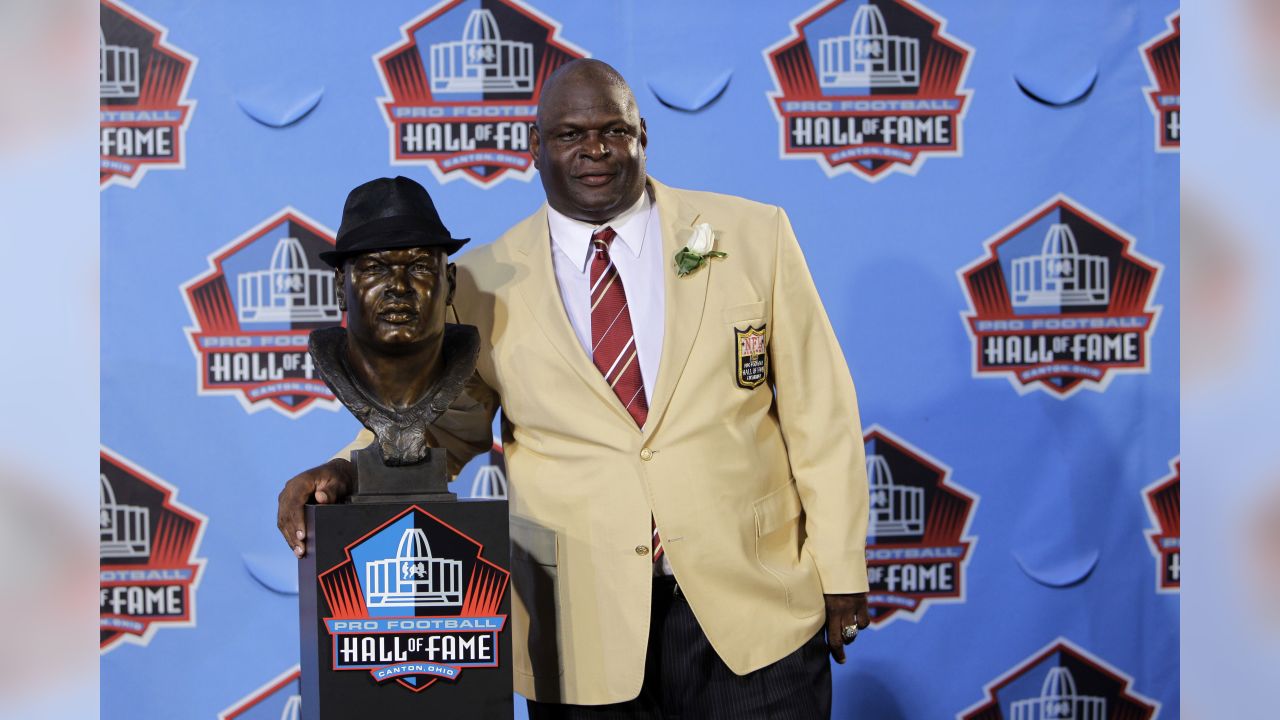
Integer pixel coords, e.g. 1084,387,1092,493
635,545,650,556
639,448,654,461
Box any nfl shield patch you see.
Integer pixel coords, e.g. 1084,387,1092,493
735,325,769,389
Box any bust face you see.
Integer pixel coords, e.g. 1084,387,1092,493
338,247,454,354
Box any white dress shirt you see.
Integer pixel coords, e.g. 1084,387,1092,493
547,191,666,410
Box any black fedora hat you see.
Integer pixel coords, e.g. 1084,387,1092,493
319,176,469,267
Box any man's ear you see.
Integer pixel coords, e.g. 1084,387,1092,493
445,262,457,307
639,117,647,150
335,267,346,312
528,122,540,169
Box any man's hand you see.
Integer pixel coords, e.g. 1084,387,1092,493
823,592,870,664
276,458,355,558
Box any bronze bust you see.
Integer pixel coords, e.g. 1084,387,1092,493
309,176,490,501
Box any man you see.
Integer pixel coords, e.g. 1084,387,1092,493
278,60,870,718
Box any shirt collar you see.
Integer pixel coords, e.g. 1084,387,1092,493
547,190,653,273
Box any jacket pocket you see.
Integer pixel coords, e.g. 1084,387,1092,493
722,300,766,325
510,517,564,677
753,483,824,619
753,481,802,537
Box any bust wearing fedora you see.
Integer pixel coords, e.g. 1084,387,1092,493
290,176,495,502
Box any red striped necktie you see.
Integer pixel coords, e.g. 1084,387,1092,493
589,226,662,563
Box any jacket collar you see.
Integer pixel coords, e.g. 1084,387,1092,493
512,178,708,433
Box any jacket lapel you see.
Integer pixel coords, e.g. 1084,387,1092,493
510,206,639,428
643,179,709,439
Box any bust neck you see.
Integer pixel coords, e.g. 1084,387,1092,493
345,336,443,411
308,324,482,466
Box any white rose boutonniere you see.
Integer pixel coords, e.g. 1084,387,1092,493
673,223,727,277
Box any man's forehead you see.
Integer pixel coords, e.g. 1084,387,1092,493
552,98,635,121
539,76,636,122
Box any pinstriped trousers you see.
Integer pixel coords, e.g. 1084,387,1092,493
527,576,832,719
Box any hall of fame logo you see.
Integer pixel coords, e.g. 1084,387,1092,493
959,638,1159,719
1140,13,1179,152
374,0,588,187
100,0,196,189
468,440,508,499
100,447,206,653
318,506,510,692
218,666,301,720
181,209,342,417
764,0,973,181
958,196,1162,398
863,425,977,627
1143,458,1180,593
735,325,769,389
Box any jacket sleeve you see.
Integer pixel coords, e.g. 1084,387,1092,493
330,372,501,478
768,207,870,594
331,429,374,463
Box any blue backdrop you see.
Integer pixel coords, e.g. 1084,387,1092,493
100,1,1180,717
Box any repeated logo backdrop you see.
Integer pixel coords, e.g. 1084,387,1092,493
100,1,1179,718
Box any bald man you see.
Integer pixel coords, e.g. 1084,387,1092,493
280,60,871,719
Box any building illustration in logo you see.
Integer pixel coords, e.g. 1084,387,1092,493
374,0,588,187
318,506,510,692
469,464,508,499
765,0,973,181
182,208,342,418
958,195,1163,398
431,9,534,94
366,528,465,608
1010,667,1105,720
100,0,196,189
237,236,341,325
100,447,206,653
863,425,977,627
100,473,150,559
1143,458,1180,593
218,666,301,720
1141,13,1180,152
469,441,509,499
818,4,919,89
1011,224,1109,308
99,27,139,99
959,638,1159,719
867,454,924,537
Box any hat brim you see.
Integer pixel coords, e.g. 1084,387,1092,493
319,230,469,268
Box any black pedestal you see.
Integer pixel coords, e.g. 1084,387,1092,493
351,445,456,503
299,499,512,719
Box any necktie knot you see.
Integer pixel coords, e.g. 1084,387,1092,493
591,226,617,253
